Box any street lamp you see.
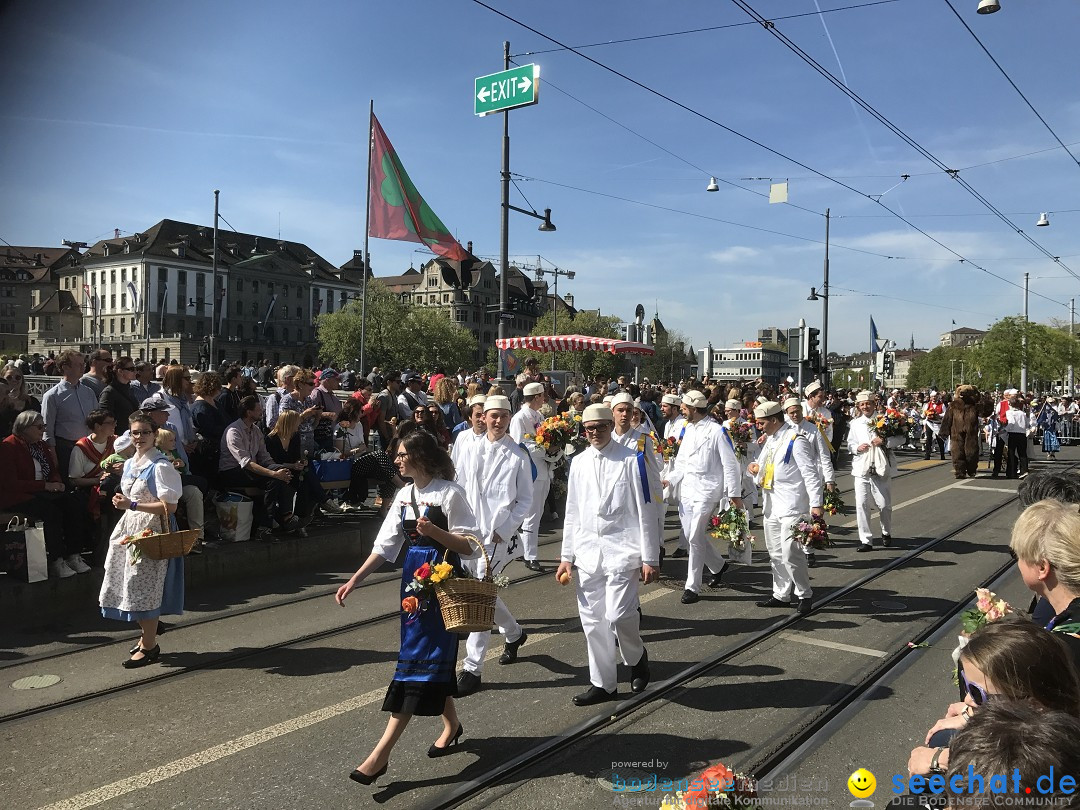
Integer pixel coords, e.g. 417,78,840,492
535,264,574,371
806,208,831,390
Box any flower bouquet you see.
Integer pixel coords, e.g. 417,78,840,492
708,506,755,564
822,488,845,516
528,415,574,456
727,421,755,460
658,435,682,462
960,587,1014,634
402,559,457,619
661,762,760,809
873,408,915,439
568,412,588,452
122,527,157,565
790,515,831,550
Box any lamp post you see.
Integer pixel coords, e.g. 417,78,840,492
1021,272,1029,394
797,317,806,394
806,208,831,389
535,264,574,372
209,190,220,371
950,358,957,390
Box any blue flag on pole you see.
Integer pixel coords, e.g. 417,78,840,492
870,316,879,355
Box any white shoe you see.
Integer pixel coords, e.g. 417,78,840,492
65,554,92,574
50,558,77,579
321,499,346,514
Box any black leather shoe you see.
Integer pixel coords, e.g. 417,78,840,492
756,597,791,608
881,533,892,548
348,763,387,785
797,598,812,615
706,562,729,588
856,543,873,553
806,554,817,568
524,559,542,572
681,589,700,604
122,644,160,669
427,723,464,758
573,685,618,706
499,631,528,665
630,649,650,694
456,670,482,697
671,548,689,559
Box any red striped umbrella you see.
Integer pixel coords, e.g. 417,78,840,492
495,334,655,356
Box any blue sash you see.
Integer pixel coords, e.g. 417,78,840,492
781,431,797,465
634,435,658,504
518,442,538,482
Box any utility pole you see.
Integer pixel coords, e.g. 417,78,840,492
1070,298,1075,395
1021,272,1029,394
210,190,219,371
822,208,830,389
497,40,511,384
797,317,806,393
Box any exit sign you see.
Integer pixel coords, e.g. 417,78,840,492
474,64,539,116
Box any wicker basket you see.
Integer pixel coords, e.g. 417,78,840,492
434,537,498,635
128,512,200,560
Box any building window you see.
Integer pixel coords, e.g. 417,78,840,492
252,280,259,294
236,278,243,291
296,306,302,319
326,296,334,314
119,318,125,333
109,293,116,309
109,318,115,333
236,300,243,315
110,269,116,283
282,284,288,298
121,268,126,282
428,276,437,287
268,282,274,294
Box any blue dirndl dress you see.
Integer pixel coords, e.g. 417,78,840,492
1040,410,1061,453
382,502,464,716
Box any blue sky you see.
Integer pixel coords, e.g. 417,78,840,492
2,0,1078,356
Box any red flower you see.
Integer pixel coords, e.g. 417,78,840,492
414,562,432,580
401,596,420,614
701,763,735,793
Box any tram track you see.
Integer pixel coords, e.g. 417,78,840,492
418,479,1029,810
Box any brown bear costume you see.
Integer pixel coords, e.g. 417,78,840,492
939,384,994,479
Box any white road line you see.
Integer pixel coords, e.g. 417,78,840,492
778,631,888,659
36,586,673,810
955,484,1019,493
840,478,996,529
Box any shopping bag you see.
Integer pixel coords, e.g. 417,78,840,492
728,539,753,566
2,517,48,583
312,459,352,485
214,493,254,543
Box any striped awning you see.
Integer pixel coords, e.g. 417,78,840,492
495,334,655,356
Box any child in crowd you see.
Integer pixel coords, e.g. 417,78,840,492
155,428,187,474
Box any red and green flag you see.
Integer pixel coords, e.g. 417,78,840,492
367,114,469,261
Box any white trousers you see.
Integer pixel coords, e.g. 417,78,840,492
763,513,812,600
853,474,892,545
462,595,522,675
679,497,725,593
519,474,550,561
576,566,644,692
181,484,204,537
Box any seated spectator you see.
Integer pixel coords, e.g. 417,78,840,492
281,369,321,457
0,364,41,440
265,410,323,529
908,618,1080,776
156,428,187,474
191,371,226,483
68,409,119,535
1009,498,1080,667
156,366,197,457
336,400,401,514
309,368,343,453
945,700,1080,807
0,410,89,578
219,394,298,534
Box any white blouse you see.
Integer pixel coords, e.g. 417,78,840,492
122,449,183,503
372,478,480,561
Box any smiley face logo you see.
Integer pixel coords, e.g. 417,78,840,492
848,768,876,798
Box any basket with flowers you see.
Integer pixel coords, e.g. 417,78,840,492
790,515,831,550
402,543,512,633
727,421,755,460
122,527,157,565
822,488,845,516
527,415,574,456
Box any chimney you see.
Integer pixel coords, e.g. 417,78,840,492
252,237,260,254
34,253,43,265
565,293,574,308
353,249,363,261
114,228,121,239
466,241,473,255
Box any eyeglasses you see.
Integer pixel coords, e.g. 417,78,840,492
130,429,154,437
583,423,611,433
394,452,409,460
958,666,993,706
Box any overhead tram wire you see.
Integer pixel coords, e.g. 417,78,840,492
515,0,905,56
941,0,1080,173
468,0,1069,309
728,0,1080,285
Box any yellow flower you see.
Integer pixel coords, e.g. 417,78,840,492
430,562,454,584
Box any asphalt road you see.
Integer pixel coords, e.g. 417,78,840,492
0,447,1054,810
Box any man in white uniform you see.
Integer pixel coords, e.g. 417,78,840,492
802,381,835,460
847,390,893,552
450,394,487,466
783,396,835,568
723,398,759,519
556,404,660,706
454,395,534,697
659,393,689,557
749,402,823,614
610,392,665,552
510,382,557,571
663,390,742,604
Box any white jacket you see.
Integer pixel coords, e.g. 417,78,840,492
509,403,556,480
847,414,893,480
453,433,534,546
666,416,741,504
611,425,663,506
561,439,660,573
790,417,835,484
754,429,823,519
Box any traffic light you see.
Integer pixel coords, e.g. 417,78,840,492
806,327,820,373
883,351,895,377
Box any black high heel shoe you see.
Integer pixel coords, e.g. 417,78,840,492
122,644,160,669
427,723,464,758
348,763,387,785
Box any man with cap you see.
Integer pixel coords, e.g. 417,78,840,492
396,374,427,423
450,394,488,462
803,381,837,463
749,401,823,614
454,394,534,697
663,390,742,604
658,392,690,557
723,398,760,519
611,392,665,557
510,381,558,571
556,403,660,705
782,397,834,567
847,391,893,551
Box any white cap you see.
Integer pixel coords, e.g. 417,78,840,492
582,404,614,422
468,394,487,407
682,390,708,409
782,397,801,411
484,395,512,412
804,381,822,397
754,401,783,419
610,392,634,408
724,399,741,411
661,393,681,406
523,382,545,397
855,390,876,403
602,394,615,405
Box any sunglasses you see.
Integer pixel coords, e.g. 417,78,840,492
583,423,611,433
413,409,427,416
958,666,992,706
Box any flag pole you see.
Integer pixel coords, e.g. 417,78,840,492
359,99,373,377
143,271,150,362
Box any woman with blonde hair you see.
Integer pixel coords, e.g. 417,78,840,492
432,377,462,429
0,364,41,440
266,409,319,529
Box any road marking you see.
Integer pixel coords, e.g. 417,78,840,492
895,459,946,471
955,484,1019,493
840,478,1006,529
36,585,672,810
778,631,888,658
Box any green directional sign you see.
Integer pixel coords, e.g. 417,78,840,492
474,64,539,116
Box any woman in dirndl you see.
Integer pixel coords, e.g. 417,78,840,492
98,410,185,668
1038,398,1061,461
335,429,480,786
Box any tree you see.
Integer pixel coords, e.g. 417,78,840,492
315,280,476,372
906,346,968,391
640,328,691,384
